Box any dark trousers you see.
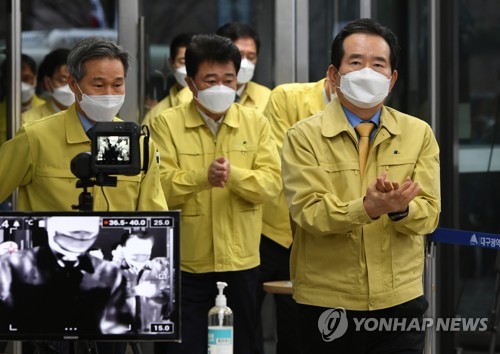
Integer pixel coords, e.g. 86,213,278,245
165,268,259,354
256,235,300,354
299,296,428,354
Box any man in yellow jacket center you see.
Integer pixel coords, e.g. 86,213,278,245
149,34,281,354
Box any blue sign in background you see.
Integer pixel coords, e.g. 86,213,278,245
431,228,500,249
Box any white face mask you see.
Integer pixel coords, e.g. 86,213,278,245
46,216,100,261
52,84,75,108
123,237,153,270
338,67,391,109
76,83,125,122
237,58,255,85
21,82,36,103
194,84,236,114
173,65,188,87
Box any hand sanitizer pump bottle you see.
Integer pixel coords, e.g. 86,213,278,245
208,281,233,354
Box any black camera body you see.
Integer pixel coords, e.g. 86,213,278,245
91,121,141,176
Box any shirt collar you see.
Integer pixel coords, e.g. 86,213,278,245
342,105,381,129
77,110,94,134
121,259,153,271
322,85,330,105
341,105,381,141
50,99,62,113
196,106,224,136
236,84,246,98
53,250,95,273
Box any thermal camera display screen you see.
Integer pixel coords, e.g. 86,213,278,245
0,211,180,341
95,135,131,164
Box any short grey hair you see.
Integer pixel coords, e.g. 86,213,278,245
67,37,130,81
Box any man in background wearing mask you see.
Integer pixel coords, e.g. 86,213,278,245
254,62,337,354
115,229,170,333
216,22,270,113
281,18,441,353
143,32,195,125
20,54,46,113
0,36,167,212
148,34,281,354
0,54,45,146
22,48,74,124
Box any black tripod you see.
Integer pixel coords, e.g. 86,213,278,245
71,152,97,212
68,156,141,354
71,179,94,212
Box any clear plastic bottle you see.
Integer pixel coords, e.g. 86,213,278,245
208,281,233,354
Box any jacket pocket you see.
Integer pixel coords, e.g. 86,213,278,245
226,144,257,169
181,203,201,216
319,162,359,199
378,156,417,179
303,231,363,292
115,174,142,183
320,161,358,173
35,166,75,178
177,149,205,170
232,196,261,258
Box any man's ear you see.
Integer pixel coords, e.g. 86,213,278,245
389,70,398,92
43,76,52,93
68,76,83,104
327,65,339,86
185,76,197,96
68,76,78,94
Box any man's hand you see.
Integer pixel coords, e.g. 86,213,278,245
364,173,420,219
208,156,231,188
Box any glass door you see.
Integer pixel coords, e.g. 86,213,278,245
452,1,500,352
0,0,10,147
141,0,275,121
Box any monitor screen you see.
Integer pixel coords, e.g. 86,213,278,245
95,135,131,164
0,211,180,341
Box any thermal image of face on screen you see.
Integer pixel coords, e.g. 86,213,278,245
0,212,180,341
96,136,131,163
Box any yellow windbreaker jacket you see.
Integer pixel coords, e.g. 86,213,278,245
149,101,282,273
0,104,168,211
262,79,327,248
236,81,271,113
1,95,45,145
143,85,192,126
22,99,58,125
282,98,441,311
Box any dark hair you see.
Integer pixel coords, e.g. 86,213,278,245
37,48,70,83
21,54,37,75
185,34,241,79
330,18,400,71
170,32,196,60
216,22,261,54
1,54,36,78
67,37,130,81
1,54,37,79
120,228,154,246
0,54,37,99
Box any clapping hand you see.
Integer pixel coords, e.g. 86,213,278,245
364,173,420,219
